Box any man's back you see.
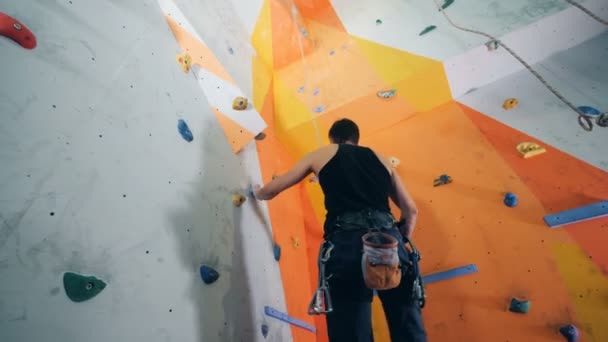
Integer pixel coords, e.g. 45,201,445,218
312,143,393,222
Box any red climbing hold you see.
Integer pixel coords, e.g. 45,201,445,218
0,12,37,49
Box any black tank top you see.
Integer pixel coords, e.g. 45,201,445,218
318,144,392,223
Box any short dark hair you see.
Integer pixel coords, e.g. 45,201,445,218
328,118,359,144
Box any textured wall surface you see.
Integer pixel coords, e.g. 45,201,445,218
0,1,284,342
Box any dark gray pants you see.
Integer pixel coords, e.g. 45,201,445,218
323,210,427,342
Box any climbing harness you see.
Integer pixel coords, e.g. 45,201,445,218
432,0,608,132
308,240,334,315
402,237,426,308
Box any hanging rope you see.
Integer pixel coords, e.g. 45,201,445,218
432,0,607,131
565,0,608,25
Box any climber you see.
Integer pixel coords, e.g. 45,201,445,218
253,118,427,342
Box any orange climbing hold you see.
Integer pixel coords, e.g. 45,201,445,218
502,98,519,110
176,53,192,73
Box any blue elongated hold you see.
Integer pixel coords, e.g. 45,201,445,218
261,324,269,338
509,298,531,314
178,119,193,142
544,201,608,228
264,306,316,333
577,105,601,116
422,264,478,284
199,265,219,284
313,88,320,96
314,105,324,113
273,243,282,261
504,192,518,207
559,324,579,342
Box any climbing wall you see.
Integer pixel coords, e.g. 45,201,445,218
0,1,286,341
248,0,608,341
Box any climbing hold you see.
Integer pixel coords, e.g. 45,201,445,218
502,98,519,110
508,298,530,313
314,105,324,113
291,236,300,249
485,40,499,51
297,86,305,93
329,50,335,56
577,105,601,116
255,132,267,141
388,157,400,168
504,192,518,207
261,324,269,338
177,119,194,142
419,25,437,36
0,12,37,49
313,88,320,96
273,244,281,261
376,19,382,25
440,0,455,10
199,265,220,284
516,142,546,158
433,174,452,187
377,89,396,99
559,324,579,342
227,47,234,55
232,193,246,207
232,97,248,110
63,272,107,303
176,53,192,73
264,306,316,332
301,28,308,37
597,112,608,127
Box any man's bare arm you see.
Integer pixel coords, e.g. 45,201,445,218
254,154,314,200
389,171,418,238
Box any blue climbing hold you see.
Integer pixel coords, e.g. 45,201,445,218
314,105,324,113
301,28,308,37
329,50,335,55
261,324,269,338
273,244,281,261
227,47,234,55
509,298,530,313
504,192,518,207
199,265,219,284
559,324,579,342
577,106,601,116
297,86,305,93
178,119,193,142
313,88,320,96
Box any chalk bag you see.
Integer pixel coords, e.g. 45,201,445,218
361,232,401,290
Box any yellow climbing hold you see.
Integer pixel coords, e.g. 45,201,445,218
232,97,248,110
516,142,546,158
176,53,192,73
502,98,519,110
232,193,246,207
291,236,300,249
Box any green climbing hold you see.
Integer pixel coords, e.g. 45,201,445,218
375,19,382,25
440,0,455,10
419,25,437,36
63,272,107,303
